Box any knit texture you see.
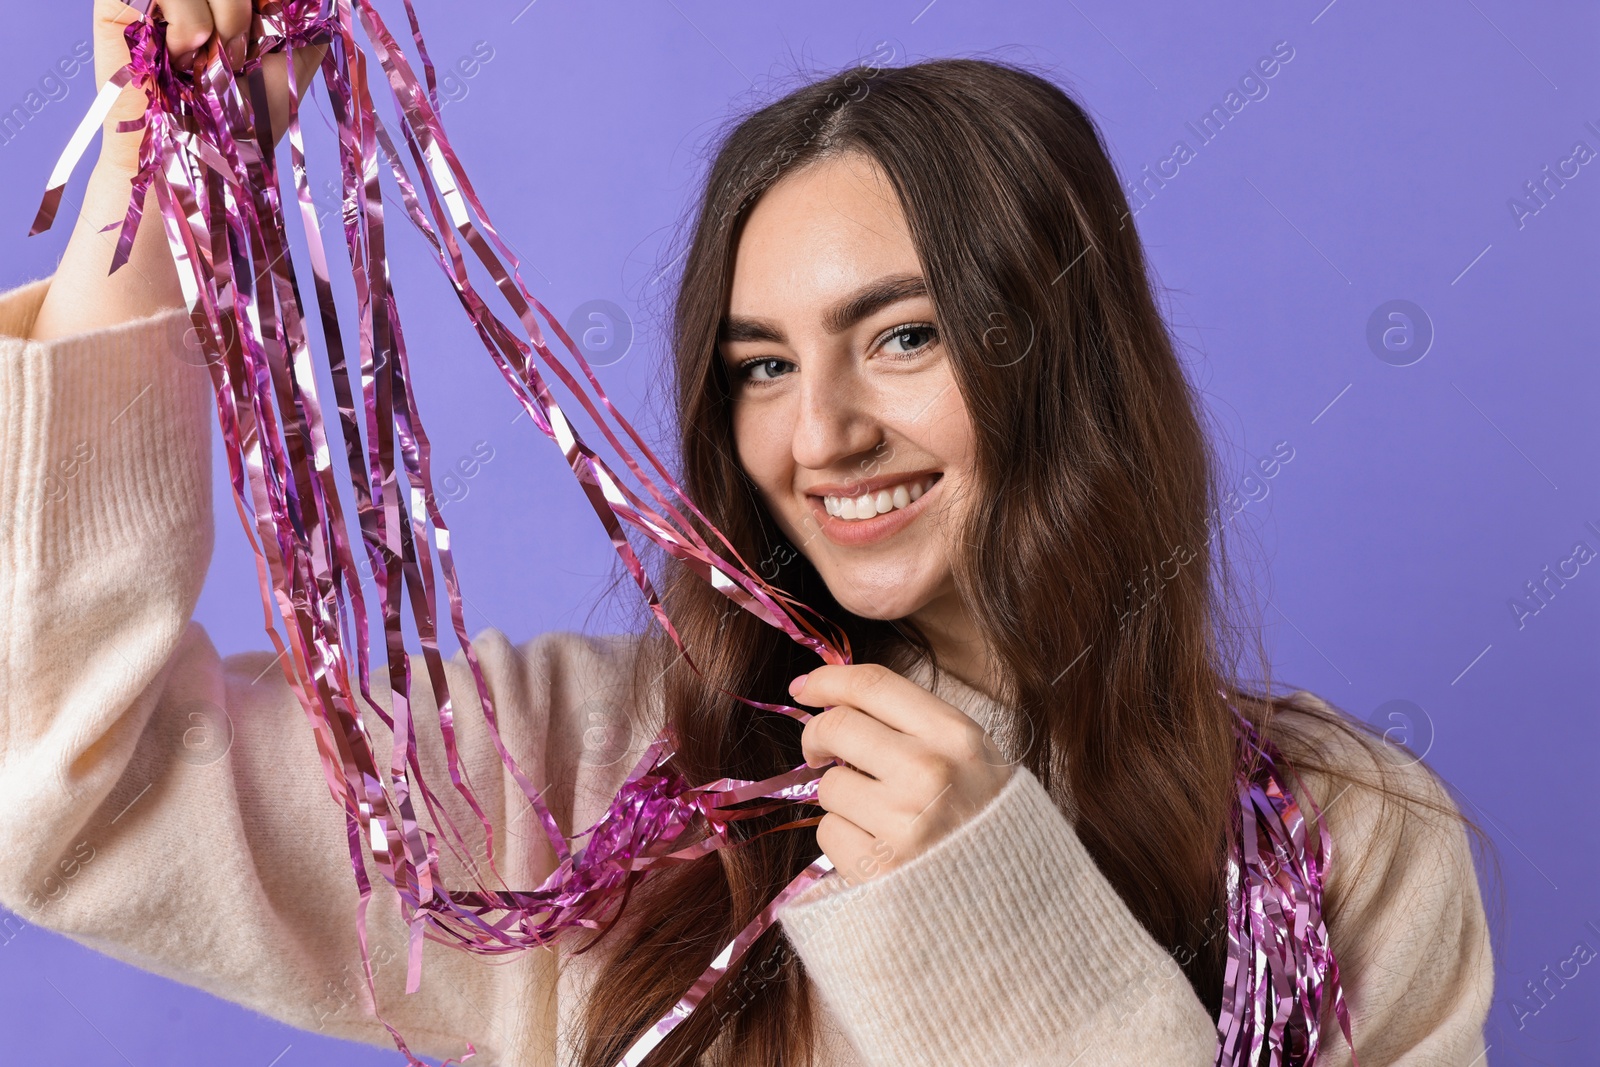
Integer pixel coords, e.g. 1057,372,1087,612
0,274,1495,1066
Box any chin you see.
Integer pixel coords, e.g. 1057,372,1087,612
820,571,936,623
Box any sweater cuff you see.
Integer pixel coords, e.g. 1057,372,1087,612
777,765,1219,1067
0,276,210,573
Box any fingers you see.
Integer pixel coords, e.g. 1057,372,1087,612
791,663,973,737
814,810,877,884
801,703,915,779
91,0,319,167
813,764,894,837
209,0,253,71
159,0,217,67
160,0,253,71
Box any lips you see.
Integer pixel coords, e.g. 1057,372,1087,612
822,473,939,521
805,472,944,547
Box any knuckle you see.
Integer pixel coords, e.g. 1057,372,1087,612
857,663,892,692
909,753,953,794
956,721,990,757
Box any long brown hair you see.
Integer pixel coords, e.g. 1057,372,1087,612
573,57,1497,1066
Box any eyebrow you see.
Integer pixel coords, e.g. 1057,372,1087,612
718,273,929,345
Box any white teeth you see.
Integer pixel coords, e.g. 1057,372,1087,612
820,476,937,522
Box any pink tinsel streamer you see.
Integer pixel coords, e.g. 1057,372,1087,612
1219,702,1360,1067
32,3,1357,1065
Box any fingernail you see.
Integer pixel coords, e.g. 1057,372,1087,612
788,674,808,697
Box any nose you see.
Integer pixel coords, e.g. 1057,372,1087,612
790,357,883,473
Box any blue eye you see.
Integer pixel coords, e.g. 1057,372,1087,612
881,323,938,356
738,357,794,383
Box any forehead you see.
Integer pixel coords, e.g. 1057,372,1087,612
728,153,922,322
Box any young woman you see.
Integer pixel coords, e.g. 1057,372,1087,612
0,2,1495,1065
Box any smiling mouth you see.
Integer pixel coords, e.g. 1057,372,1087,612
819,473,942,521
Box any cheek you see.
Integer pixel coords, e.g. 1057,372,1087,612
927,404,974,465
905,371,976,470
909,381,978,532
730,404,792,499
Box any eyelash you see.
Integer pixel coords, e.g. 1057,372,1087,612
733,322,940,385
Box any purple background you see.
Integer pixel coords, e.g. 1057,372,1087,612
3,1,1597,1063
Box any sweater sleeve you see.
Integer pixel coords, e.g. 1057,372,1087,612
776,702,1496,1067
776,764,1218,1067
0,274,610,1065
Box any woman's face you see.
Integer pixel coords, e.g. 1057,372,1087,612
719,151,976,624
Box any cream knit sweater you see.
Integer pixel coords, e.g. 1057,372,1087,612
0,274,1494,1066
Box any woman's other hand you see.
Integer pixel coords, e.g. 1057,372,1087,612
792,664,1016,887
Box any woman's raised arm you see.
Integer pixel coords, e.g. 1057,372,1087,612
0,253,583,1059
0,6,624,1061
